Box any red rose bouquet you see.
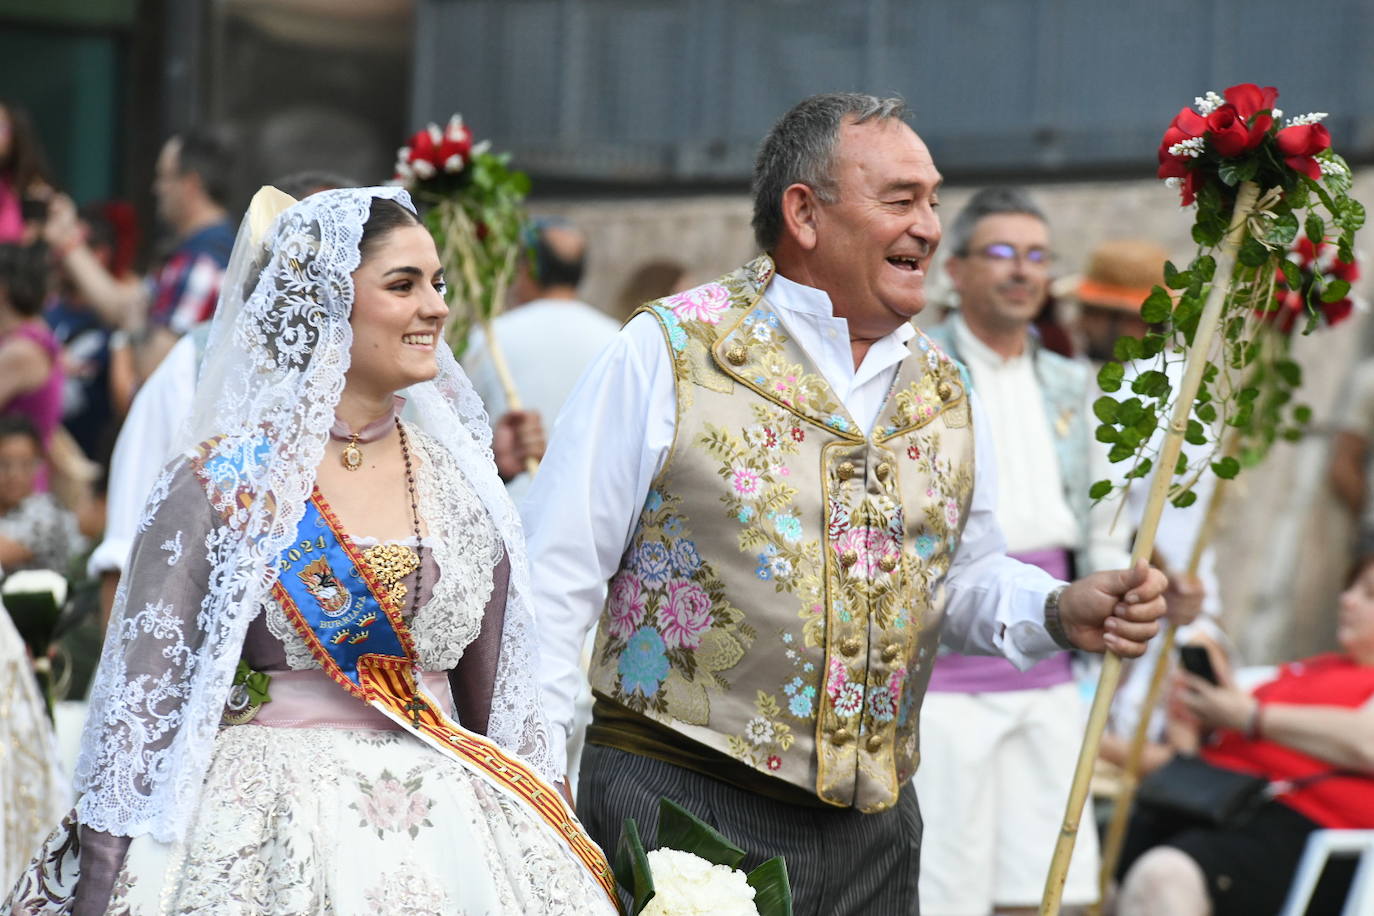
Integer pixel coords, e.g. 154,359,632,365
393,115,532,358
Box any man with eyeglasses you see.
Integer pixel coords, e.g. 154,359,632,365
917,188,1130,915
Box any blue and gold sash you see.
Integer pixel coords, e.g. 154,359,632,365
271,488,619,908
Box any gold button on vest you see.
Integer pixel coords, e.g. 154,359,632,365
839,549,859,568
837,461,856,481
840,637,862,657
833,727,853,746
876,462,892,481
726,345,748,366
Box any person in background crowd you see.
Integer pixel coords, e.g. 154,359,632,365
0,243,62,468
0,417,83,573
45,126,238,383
44,204,132,461
1328,358,1374,559
522,92,1170,915
1114,557,1374,916
918,187,1133,915
614,259,689,322
0,100,54,245
462,216,609,500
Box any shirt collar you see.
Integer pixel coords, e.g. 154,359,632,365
951,313,1027,370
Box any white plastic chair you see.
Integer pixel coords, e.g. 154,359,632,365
1279,829,1374,916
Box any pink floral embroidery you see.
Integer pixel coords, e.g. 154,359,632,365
767,755,782,771
944,498,960,528
826,657,848,699
790,426,805,442
834,526,900,578
354,773,434,839
607,573,647,639
666,283,730,324
907,444,920,460
731,465,762,499
657,579,714,649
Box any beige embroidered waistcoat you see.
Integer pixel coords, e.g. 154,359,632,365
589,256,976,812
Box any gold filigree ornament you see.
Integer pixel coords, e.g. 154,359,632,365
363,542,421,606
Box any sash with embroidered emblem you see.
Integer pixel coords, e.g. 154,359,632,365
272,487,619,909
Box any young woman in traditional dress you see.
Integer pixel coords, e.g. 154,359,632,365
4,186,617,915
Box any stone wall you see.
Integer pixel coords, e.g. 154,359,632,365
530,170,1374,664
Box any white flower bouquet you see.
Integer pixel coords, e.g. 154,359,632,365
615,798,792,916
2,568,68,653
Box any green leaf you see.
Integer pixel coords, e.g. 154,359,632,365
1172,489,1199,509
1163,261,1189,290
1184,419,1207,446
614,818,655,914
1218,157,1259,187
1212,456,1241,479
1193,212,1227,248
1141,286,1173,323
1118,397,1145,426
1098,362,1125,393
1305,211,1326,245
1126,457,1154,479
1192,255,1217,282
1092,396,1119,423
1340,199,1367,232
1175,453,1190,475
1108,443,1134,463
1095,424,1118,444
1322,279,1352,303
1141,333,1167,358
1089,480,1113,500
1195,402,1217,423
1237,386,1260,403
1294,405,1313,424
1276,359,1302,387
1238,236,1270,268
1267,211,1300,247
1202,363,1220,383
1132,369,1171,399
1114,335,1143,362
1279,259,1302,289
656,798,746,869
747,858,794,916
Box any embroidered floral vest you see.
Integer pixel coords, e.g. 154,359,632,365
589,256,976,812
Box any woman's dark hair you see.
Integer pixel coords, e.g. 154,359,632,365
0,242,50,316
0,415,42,451
0,100,54,195
359,197,422,262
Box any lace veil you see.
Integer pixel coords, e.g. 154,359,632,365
75,187,557,842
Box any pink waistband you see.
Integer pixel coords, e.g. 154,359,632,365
243,668,454,730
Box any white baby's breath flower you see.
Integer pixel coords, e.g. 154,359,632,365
1167,137,1205,159
1194,91,1225,115
1320,158,1348,178
1272,108,1283,120
1164,177,1182,190
1287,112,1328,127
2,569,68,606
640,849,759,916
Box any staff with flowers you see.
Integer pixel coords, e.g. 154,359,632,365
1042,82,1362,915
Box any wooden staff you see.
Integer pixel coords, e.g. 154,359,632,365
1039,180,1260,915
1094,432,1236,901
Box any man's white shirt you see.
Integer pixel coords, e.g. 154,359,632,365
521,272,1067,751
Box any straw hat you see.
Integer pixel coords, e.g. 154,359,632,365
1052,240,1169,313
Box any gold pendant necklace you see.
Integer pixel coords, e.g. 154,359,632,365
341,434,364,471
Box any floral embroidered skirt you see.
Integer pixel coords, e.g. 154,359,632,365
6,725,615,916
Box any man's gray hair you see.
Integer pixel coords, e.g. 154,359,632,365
945,187,1049,257
751,93,909,251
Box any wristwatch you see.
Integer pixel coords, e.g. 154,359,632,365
1043,584,1073,650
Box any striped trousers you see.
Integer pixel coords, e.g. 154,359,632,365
577,745,923,915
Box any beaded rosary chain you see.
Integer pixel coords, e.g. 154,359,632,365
396,418,423,620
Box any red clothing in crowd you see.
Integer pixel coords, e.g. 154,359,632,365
1203,653,1374,829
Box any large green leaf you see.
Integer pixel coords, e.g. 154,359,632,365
746,857,794,916
655,799,746,869
613,817,655,914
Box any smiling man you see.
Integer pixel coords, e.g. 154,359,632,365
523,94,1169,915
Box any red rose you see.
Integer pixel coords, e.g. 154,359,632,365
1323,297,1355,326
1222,83,1278,121
436,115,474,173
1276,124,1332,179
1206,105,1271,157
1156,108,1211,204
